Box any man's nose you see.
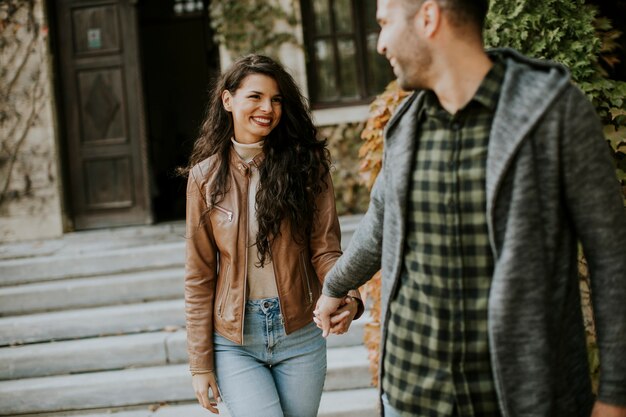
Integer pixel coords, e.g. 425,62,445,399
376,35,386,56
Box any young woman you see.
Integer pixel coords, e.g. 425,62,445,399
182,54,364,417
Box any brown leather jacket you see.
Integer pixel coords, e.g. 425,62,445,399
185,148,361,372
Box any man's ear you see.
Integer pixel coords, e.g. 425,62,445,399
419,0,442,38
222,90,233,112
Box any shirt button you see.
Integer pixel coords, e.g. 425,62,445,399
451,122,461,131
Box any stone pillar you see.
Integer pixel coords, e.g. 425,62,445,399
0,0,64,242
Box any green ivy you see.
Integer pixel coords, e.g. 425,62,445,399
209,0,300,59
485,0,626,206
485,0,600,82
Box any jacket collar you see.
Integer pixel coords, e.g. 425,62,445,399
229,146,265,176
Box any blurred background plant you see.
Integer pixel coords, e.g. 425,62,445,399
209,0,300,59
358,0,626,389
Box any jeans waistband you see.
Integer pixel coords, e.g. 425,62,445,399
246,297,280,314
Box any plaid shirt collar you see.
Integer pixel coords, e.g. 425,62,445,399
422,57,505,118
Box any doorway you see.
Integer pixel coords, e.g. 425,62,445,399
137,0,220,222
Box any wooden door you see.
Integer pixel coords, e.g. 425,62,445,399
56,0,152,229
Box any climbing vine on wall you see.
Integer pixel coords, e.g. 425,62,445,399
0,0,48,210
209,0,301,59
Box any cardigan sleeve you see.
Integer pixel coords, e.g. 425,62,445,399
561,86,626,406
322,154,386,299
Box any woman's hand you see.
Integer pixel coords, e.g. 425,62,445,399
327,296,358,335
591,401,626,417
192,371,221,414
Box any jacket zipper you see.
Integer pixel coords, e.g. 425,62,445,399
217,264,231,317
213,205,233,222
241,168,250,343
300,253,313,305
268,244,285,326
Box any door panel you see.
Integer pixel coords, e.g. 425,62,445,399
56,0,152,229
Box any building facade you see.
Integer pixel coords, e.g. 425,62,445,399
0,0,392,242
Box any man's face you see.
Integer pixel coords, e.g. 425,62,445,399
376,0,432,90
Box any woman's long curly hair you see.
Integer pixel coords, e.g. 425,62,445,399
182,54,330,265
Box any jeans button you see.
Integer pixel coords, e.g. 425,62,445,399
263,301,270,308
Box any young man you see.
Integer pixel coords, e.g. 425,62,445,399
314,0,626,416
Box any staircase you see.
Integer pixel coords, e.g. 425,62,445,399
0,216,378,417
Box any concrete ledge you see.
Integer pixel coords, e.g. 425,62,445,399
325,345,372,391
0,314,371,379
0,347,371,416
0,365,193,416
0,242,186,287
317,388,379,417
0,332,171,380
0,214,362,287
0,300,185,346
0,268,184,316
26,389,378,417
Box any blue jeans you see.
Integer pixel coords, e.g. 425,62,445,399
214,297,327,417
382,393,405,417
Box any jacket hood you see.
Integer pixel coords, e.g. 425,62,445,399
488,47,571,142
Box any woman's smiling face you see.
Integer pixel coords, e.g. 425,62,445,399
222,73,283,144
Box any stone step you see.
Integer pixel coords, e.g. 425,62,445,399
14,388,378,417
0,346,372,416
0,242,186,287
0,315,370,380
0,268,184,317
0,299,185,347
0,215,361,288
0,222,187,262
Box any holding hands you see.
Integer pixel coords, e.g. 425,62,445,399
313,294,355,337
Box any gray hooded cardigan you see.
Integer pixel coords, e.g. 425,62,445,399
323,48,626,416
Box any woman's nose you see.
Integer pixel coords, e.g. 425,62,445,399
260,98,272,112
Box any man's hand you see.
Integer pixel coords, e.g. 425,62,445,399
591,401,626,417
313,294,343,337
192,371,220,414
328,296,359,335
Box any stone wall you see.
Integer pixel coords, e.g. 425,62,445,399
0,0,64,242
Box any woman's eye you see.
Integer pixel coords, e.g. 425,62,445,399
272,97,282,103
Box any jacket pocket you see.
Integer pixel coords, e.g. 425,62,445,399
217,264,232,317
212,205,233,222
299,252,313,305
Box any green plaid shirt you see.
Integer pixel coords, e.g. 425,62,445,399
382,60,505,417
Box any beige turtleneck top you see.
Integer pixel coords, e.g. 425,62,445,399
231,138,278,300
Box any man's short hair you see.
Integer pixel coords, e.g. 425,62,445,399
400,0,490,32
